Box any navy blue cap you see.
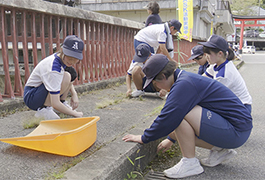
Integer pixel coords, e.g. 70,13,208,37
188,45,204,61
142,54,169,89
134,43,151,62
199,34,228,52
62,35,84,60
170,19,182,34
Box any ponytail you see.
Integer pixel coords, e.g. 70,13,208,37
227,48,235,61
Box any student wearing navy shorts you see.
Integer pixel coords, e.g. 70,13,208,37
24,35,84,120
126,43,167,98
123,54,252,178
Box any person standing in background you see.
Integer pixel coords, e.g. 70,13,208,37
144,1,162,27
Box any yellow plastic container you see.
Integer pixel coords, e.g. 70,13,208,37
0,116,100,156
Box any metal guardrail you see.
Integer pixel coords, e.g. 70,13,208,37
0,0,200,102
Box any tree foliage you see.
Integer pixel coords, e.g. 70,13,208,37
231,0,258,15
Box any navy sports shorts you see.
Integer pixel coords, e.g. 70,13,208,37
134,39,154,54
142,76,156,93
198,107,251,149
24,84,48,111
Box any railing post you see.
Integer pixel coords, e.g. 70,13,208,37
109,25,115,78
22,11,30,82
101,23,107,79
32,12,38,67
11,10,23,97
0,7,14,99
79,20,85,84
40,13,46,59
105,24,110,78
86,21,93,82
48,15,53,55
113,25,118,77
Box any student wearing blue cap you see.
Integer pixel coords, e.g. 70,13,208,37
188,45,209,75
123,54,252,178
199,35,252,112
24,35,84,120
126,43,167,98
134,19,182,62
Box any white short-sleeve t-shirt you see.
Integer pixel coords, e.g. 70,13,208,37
205,60,252,105
25,53,66,94
134,24,167,48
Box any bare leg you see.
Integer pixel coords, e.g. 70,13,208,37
44,71,71,106
131,66,145,90
60,71,72,101
175,105,214,158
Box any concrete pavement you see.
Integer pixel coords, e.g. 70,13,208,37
1,59,260,180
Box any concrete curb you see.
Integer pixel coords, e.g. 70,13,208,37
64,114,162,180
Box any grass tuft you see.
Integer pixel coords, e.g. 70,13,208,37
23,117,43,129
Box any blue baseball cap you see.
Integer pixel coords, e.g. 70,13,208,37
170,19,182,34
188,45,204,61
199,34,228,52
134,43,151,62
63,35,84,60
142,54,169,89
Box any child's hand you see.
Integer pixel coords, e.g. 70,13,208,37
159,89,167,97
70,96,79,110
157,139,173,153
126,89,132,97
122,134,143,144
73,111,83,118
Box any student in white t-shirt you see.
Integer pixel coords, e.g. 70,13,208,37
199,35,252,113
134,19,182,61
126,43,167,97
24,35,84,120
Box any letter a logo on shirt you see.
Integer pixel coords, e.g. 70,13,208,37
72,42,79,50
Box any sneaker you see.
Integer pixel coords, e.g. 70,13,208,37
164,157,204,178
35,106,60,120
62,101,72,110
200,147,237,167
131,90,145,97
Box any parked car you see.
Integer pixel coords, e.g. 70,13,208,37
242,46,256,54
259,32,265,38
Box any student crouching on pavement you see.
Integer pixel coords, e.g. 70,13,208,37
199,35,252,113
24,35,84,120
126,43,167,98
123,54,252,179
188,45,209,75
